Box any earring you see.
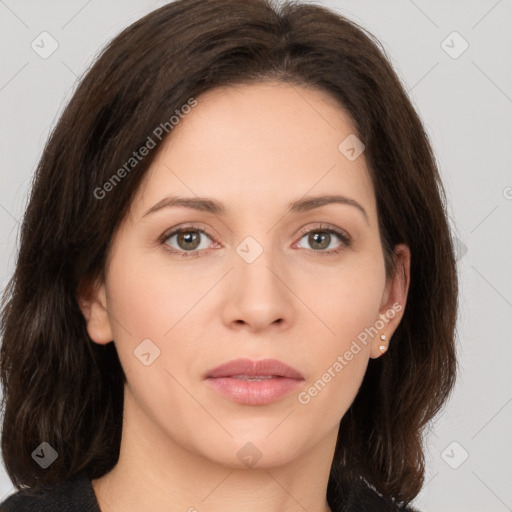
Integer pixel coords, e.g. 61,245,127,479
379,334,387,354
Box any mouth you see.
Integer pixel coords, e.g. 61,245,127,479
228,375,279,381
205,357,304,380
204,358,305,405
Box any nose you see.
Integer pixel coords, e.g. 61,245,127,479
220,241,295,333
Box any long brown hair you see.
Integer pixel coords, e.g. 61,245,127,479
0,0,458,506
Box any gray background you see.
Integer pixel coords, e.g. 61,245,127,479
1,0,511,510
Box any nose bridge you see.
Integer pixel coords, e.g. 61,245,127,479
223,232,294,330
234,233,282,294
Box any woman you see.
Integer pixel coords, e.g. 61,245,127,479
0,0,457,510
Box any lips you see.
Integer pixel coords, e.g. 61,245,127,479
205,358,304,380
204,358,305,405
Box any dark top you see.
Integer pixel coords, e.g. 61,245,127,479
0,472,420,511
0,473,101,511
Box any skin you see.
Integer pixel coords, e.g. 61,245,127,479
80,82,410,512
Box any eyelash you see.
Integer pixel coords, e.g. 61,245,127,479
159,223,352,258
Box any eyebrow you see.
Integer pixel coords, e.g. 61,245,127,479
142,194,369,223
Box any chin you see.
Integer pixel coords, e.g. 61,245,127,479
192,433,308,470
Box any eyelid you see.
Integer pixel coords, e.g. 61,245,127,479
296,223,351,245
159,222,218,244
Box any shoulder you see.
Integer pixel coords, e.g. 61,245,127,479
0,472,101,512
349,483,420,511
330,476,421,512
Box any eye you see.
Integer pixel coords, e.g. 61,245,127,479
294,224,351,255
161,224,218,258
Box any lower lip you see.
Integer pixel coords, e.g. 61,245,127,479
205,376,304,405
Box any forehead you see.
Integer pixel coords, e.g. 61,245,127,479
131,82,376,221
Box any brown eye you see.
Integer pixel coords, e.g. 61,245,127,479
307,232,332,251
176,230,201,250
163,227,213,255
295,224,351,255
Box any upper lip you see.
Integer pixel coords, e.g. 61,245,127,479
205,358,304,379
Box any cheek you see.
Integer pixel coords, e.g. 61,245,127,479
106,250,200,338
294,254,385,384
293,264,384,423
103,257,202,425
301,254,386,341
104,249,213,387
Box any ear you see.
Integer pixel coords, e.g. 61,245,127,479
77,275,114,345
370,243,411,359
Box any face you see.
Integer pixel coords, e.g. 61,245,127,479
81,82,409,469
